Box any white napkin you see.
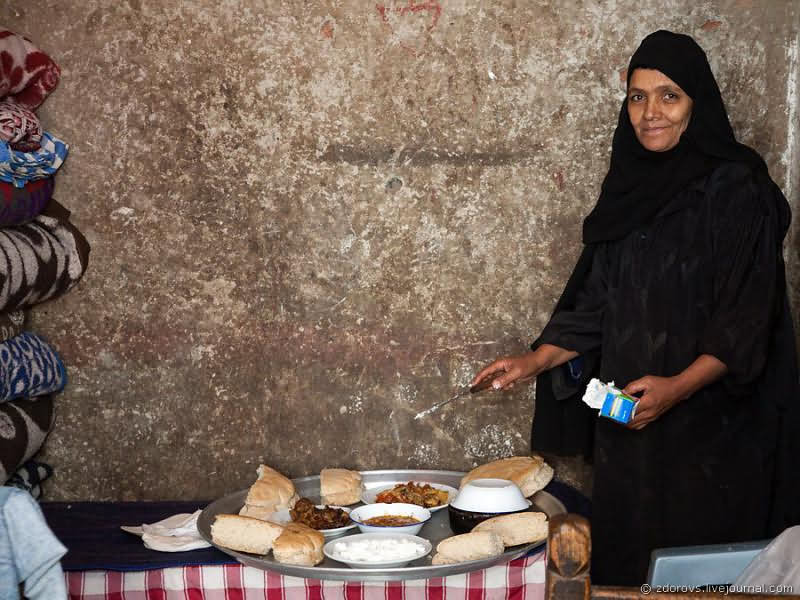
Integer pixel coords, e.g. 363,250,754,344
120,510,212,552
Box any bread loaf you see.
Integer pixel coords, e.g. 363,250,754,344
433,531,504,563
243,464,299,513
460,456,553,497
472,512,548,546
211,514,284,554
239,504,282,522
320,468,363,505
272,522,325,566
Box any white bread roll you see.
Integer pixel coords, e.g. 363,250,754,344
472,512,548,546
320,468,363,505
211,514,284,554
434,531,504,563
431,553,458,565
238,504,281,521
460,455,554,497
272,522,325,566
244,464,299,512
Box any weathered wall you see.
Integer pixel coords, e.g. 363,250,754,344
2,0,796,500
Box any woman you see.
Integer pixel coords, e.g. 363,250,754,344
472,30,800,586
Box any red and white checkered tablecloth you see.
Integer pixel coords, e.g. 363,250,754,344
65,550,545,600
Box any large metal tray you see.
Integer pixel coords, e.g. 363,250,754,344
197,469,564,581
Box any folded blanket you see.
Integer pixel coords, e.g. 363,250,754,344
0,332,65,405
0,132,67,188
0,177,52,226
0,395,53,485
0,101,41,151
0,30,61,111
0,199,90,313
0,311,24,343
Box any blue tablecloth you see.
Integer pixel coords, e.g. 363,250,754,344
41,479,589,572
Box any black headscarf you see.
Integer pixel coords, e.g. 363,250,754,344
531,31,795,466
584,30,774,244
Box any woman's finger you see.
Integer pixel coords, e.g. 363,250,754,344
471,360,508,386
491,368,522,390
623,377,649,395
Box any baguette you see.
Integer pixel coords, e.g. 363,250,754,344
211,514,283,554
434,531,504,563
272,522,325,566
472,512,548,546
460,455,553,497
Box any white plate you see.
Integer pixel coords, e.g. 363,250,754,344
360,481,458,513
271,505,358,538
323,532,433,569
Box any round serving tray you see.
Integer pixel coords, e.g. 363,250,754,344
197,469,564,582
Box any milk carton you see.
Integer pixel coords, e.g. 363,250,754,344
582,378,638,425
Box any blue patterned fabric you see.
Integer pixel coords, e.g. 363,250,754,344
0,333,65,404
0,132,68,188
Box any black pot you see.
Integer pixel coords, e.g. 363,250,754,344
447,504,530,535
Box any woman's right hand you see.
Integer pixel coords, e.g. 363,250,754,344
471,352,541,391
471,344,580,391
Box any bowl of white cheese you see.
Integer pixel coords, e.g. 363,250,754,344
323,532,433,568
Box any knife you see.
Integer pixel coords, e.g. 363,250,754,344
413,373,503,420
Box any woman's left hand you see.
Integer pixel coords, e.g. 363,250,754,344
623,375,683,430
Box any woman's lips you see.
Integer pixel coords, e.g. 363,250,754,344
642,126,668,135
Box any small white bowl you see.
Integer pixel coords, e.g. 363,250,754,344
451,478,531,513
348,502,431,535
323,532,432,568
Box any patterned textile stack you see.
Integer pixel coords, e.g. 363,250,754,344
0,29,90,498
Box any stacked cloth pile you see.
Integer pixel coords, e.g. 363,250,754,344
0,29,90,499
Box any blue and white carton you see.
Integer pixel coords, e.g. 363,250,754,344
582,378,638,425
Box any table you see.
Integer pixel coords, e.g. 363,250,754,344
42,481,587,600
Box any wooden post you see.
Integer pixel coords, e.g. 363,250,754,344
546,513,591,600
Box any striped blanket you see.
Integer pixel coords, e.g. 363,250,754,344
0,199,90,314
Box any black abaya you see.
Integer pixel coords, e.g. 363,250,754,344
534,162,797,585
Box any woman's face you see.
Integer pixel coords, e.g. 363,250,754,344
627,68,693,152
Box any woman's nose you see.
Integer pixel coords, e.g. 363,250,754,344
644,99,660,119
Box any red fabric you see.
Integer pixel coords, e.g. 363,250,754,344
64,551,546,600
0,29,60,111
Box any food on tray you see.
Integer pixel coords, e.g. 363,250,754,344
320,468,363,505
375,481,450,508
240,464,299,519
272,522,325,566
330,536,428,563
472,511,548,546
363,515,421,526
290,497,351,530
460,455,553,497
211,514,284,554
430,530,504,565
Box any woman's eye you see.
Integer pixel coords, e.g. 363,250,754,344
664,92,679,101
629,94,643,102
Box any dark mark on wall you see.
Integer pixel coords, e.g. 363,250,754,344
320,145,542,166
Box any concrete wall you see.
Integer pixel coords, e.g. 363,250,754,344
4,0,796,500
